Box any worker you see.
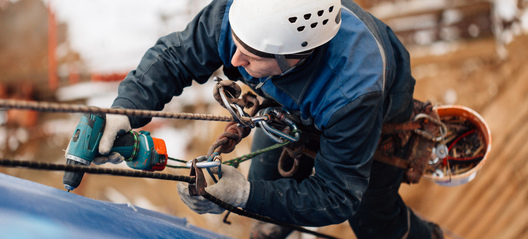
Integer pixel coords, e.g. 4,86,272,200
94,0,443,238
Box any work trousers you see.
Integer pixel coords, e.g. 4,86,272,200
248,128,433,239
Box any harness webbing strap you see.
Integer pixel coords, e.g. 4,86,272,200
373,100,440,184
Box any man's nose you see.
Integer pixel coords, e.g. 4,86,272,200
231,49,249,67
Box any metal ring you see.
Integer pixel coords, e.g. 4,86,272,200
250,115,270,124
256,108,300,143
278,150,300,177
413,113,448,142
185,160,221,168
219,87,242,123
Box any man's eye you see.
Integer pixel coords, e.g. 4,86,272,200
241,53,253,59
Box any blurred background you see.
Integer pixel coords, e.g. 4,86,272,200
0,0,527,238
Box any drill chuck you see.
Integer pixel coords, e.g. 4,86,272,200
63,159,89,191
63,113,105,191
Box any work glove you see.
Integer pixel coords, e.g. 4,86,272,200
177,164,250,214
92,114,131,165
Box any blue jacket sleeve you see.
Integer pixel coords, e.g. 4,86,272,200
245,92,383,226
111,0,228,128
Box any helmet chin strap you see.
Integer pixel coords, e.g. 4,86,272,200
275,54,292,75
275,54,305,76
255,54,309,89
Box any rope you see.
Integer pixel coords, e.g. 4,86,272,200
223,141,291,168
203,193,337,239
0,99,250,123
0,159,338,239
166,141,290,169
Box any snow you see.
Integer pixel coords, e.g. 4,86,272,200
45,0,211,74
47,0,218,107
150,124,190,160
369,0,448,19
494,0,519,22
55,81,119,102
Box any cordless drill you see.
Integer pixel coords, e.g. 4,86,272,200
63,113,168,191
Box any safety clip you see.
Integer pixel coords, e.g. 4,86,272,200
256,107,301,143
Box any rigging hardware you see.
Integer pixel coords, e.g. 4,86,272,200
256,107,301,143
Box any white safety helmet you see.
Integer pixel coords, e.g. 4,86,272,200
229,0,342,57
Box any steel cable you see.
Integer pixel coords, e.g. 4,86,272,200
0,159,338,239
0,99,251,123
0,159,195,183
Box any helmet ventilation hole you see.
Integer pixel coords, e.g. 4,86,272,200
329,6,334,12
322,19,329,25
301,41,308,47
311,22,318,28
304,13,311,20
289,17,297,23
297,26,305,32
317,10,324,17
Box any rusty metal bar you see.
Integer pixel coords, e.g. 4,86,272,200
0,99,249,123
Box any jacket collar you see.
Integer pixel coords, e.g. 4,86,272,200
270,45,327,105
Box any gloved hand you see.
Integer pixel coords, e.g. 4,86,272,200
92,114,131,165
177,164,250,214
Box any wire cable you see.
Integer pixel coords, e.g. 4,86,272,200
0,158,338,239
0,99,246,122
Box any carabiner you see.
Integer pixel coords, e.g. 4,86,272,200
218,85,248,125
214,77,254,128
256,107,301,143
186,155,223,183
250,114,271,124
185,158,221,168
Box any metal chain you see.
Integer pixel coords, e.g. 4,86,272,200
0,158,337,239
0,99,250,123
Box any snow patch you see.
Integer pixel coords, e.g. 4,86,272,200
45,0,211,73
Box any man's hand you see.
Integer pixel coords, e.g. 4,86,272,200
177,164,250,214
93,114,131,165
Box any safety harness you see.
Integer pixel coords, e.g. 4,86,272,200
373,100,443,184
275,99,444,184
209,78,445,184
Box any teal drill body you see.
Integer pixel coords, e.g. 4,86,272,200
63,113,167,191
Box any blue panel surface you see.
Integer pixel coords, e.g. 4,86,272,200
0,173,231,239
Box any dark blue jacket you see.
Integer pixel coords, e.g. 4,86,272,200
113,0,415,226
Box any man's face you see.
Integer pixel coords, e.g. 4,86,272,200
231,35,300,78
